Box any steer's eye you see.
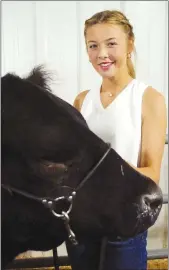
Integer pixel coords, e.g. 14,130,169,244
28,160,67,177
41,161,67,174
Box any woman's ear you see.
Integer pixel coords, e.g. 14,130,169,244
127,52,131,59
127,38,134,54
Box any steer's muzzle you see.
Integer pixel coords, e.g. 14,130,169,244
116,184,163,238
136,188,163,231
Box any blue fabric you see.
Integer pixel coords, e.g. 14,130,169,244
66,231,148,270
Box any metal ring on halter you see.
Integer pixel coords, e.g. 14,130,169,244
45,196,73,218
44,191,76,218
51,202,73,218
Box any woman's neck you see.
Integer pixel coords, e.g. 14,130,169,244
101,74,134,96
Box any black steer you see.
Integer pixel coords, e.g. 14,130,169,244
2,67,163,269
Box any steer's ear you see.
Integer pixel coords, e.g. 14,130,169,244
25,65,52,92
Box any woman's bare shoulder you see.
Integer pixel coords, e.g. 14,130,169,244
73,90,90,111
142,86,166,115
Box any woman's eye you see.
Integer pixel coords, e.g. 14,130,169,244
89,44,97,49
107,42,117,47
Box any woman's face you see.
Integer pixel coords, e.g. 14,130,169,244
86,23,131,79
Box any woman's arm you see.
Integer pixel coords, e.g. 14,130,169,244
130,87,167,184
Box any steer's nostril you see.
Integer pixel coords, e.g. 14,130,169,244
144,197,161,209
150,198,162,210
142,194,162,211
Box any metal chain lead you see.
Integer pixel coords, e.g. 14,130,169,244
62,211,78,245
42,191,78,245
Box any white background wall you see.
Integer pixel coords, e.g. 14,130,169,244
2,0,168,257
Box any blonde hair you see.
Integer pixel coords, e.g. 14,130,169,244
84,10,136,79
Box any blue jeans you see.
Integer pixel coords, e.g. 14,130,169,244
66,231,148,270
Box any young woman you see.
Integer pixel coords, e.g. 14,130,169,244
67,10,167,270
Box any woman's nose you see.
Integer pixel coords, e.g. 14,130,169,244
97,47,109,59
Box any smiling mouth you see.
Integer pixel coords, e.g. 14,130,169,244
99,61,115,67
98,62,115,71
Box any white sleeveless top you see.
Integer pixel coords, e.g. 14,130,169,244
81,79,148,167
